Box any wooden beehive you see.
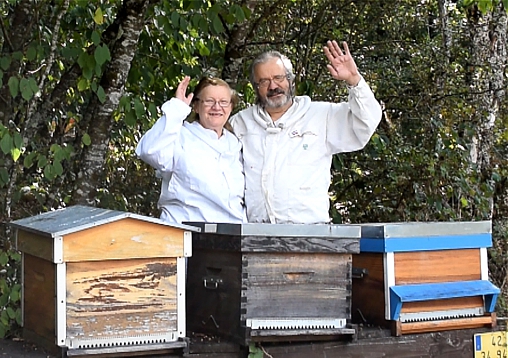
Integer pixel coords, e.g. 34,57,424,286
352,221,499,336
185,222,361,346
10,205,199,356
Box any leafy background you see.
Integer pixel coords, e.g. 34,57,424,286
1,0,508,338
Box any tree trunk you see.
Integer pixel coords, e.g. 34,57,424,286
437,0,452,92
466,3,506,218
221,1,259,88
71,0,152,205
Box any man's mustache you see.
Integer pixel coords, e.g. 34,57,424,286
267,88,285,97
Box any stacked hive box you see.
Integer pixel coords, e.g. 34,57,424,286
185,222,360,345
352,221,499,336
11,205,198,356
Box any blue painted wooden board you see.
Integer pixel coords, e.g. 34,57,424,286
389,280,500,320
360,233,492,253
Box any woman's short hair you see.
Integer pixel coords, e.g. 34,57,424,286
188,77,238,133
190,77,239,109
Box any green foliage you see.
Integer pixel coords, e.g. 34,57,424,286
456,0,508,18
324,0,495,224
460,0,508,13
0,0,124,336
248,343,264,358
2,0,508,337
104,0,251,215
489,220,508,316
0,249,22,338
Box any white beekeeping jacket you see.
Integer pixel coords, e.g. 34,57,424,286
136,98,247,224
230,77,382,224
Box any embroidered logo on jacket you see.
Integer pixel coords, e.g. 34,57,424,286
290,129,300,137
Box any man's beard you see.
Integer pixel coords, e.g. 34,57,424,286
259,86,294,109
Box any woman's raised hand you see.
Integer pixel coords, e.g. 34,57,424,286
175,76,194,105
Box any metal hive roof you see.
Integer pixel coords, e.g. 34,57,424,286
183,222,361,238
10,205,199,238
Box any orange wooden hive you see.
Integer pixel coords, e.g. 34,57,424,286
352,221,499,336
10,205,198,356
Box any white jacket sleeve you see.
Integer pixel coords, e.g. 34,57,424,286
326,76,382,154
135,98,191,173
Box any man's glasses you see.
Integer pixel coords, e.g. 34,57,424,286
197,98,232,108
255,74,289,88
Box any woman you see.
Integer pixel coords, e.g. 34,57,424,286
136,76,246,223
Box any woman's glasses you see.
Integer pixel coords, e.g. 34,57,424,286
197,98,231,108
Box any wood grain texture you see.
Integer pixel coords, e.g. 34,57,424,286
394,314,496,336
66,258,179,338
191,233,359,253
394,249,481,284
62,218,185,262
17,231,54,261
351,251,489,335
351,253,386,326
23,254,56,342
187,339,244,355
187,248,354,346
240,236,359,253
242,253,352,319
401,296,484,313
250,327,355,339
259,327,492,358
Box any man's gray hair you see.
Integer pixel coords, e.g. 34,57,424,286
249,50,296,85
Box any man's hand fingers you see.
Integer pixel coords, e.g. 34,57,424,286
341,41,350,56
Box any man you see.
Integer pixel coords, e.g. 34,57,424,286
229,40,382,224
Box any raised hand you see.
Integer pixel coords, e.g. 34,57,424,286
323,41,361,87
175,76,194,105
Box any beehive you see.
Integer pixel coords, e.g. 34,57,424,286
11,205,198,356
185,222,360,345
352,221,499,336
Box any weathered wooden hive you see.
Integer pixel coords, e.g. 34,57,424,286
352,221,500,336
10,205,199,356
185,222,360,345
